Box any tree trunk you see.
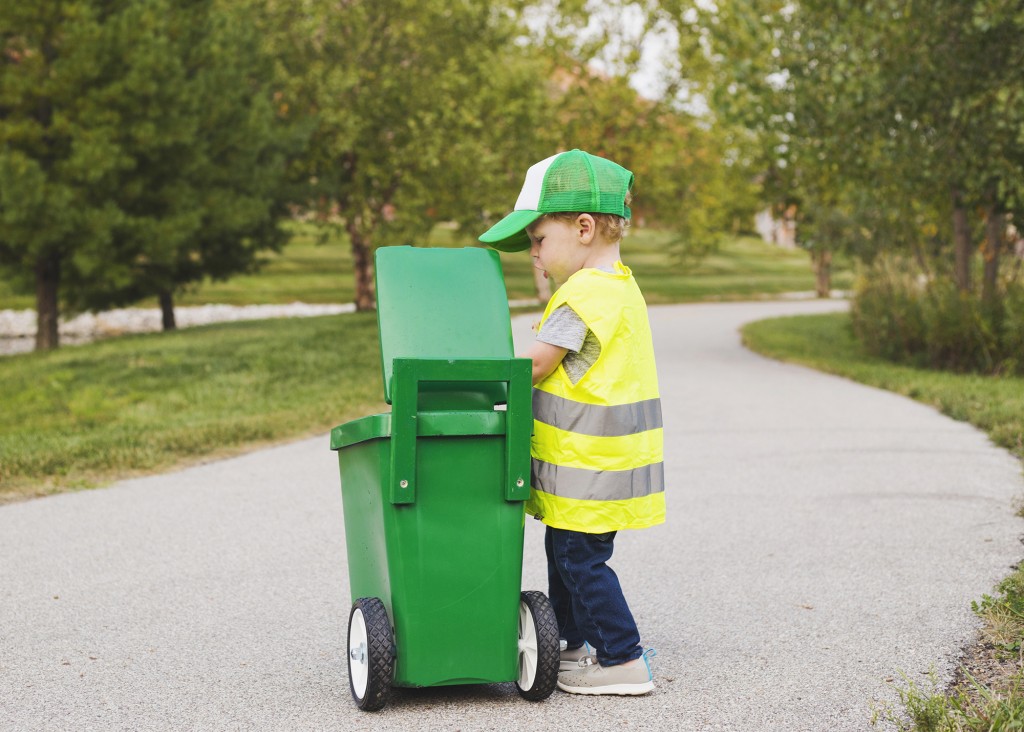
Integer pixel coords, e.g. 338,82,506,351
811,248,832,298
34,255,60,351
951,186,972,292
159,290,177,331
982,207,1004,303
532,265,552,303
347,223,376,311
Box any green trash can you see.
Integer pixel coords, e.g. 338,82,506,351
330,246,560,711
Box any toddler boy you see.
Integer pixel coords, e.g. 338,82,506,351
479,150,664,695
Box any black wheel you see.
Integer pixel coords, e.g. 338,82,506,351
516,590,559,701
347,597,394,711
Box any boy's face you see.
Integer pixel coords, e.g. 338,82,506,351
526,217,590,283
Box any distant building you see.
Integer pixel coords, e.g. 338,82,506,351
755,205,797,249
1008,220,1024,259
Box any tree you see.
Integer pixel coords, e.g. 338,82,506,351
671,0,1024,300
533,1,754,265
1,1,133,349
546,66,740,263
814,0,1024,297
668,1,869,294
0,0,293,347
256,0,547,310
65,0,295,330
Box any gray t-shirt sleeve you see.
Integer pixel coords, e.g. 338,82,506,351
536,305,587,352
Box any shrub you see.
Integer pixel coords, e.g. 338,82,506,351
921,280,1001,373
852,257,1024,375
851,257,928,366
1003,285,1024,375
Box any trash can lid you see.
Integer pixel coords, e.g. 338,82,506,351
375,247,514,404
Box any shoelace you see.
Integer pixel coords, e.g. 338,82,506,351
576,649,657,673
642,648,657,679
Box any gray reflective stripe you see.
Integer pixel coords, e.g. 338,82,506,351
531,460,664,501
532,391,663,437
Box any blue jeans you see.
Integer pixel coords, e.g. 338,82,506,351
544,526,643,667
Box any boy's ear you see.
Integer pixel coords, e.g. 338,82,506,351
575,213,596,244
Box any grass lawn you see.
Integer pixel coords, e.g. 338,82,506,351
502,229,854,304
0,223,853,311
743,312,1024,730
0,314,386,502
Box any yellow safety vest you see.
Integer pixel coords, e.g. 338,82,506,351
526,262,665,533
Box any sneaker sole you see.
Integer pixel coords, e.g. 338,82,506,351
556,680,654,696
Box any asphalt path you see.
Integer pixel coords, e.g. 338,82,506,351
3,300,1023,731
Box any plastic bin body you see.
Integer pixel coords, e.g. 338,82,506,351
334,414,525,686
331,246,532,689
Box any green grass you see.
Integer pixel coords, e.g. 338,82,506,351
500,230,855,303
743,312,1024,731
625,232,854,304
0,276,33,310
0,313,386,502
151,221,355,307
0,224,851,311
871,667,1024,731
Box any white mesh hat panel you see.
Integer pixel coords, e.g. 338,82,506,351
514,153,561,211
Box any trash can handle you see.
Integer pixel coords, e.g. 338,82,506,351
388,358,533,505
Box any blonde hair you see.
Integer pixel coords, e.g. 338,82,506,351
537,212,629,243
537,193,632,244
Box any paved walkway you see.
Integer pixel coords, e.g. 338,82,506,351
2,300,1022,731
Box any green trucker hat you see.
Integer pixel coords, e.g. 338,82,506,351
478,149,634,252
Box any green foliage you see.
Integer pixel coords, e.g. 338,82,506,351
0,0,293,336
625,234,853,302
872,669,1024,732
0,2,132,294
976,573,1024,621
871,567,1024,732
76,0,294,312
851,257,1024,375
973,571,1024,656
537,67,738,264
686,0,1024,290
1004,285,1024,365
848,260,929,364
529,1,756,263
921,288,1003,375
251,0,549,306
177,229,850,306
2,0,767,332
168,220,355,306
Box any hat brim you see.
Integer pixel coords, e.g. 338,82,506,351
478,209,543,252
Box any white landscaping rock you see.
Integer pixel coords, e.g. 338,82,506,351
0,303,357,356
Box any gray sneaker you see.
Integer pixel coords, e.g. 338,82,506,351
557,650,655,696
559,642,593,672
